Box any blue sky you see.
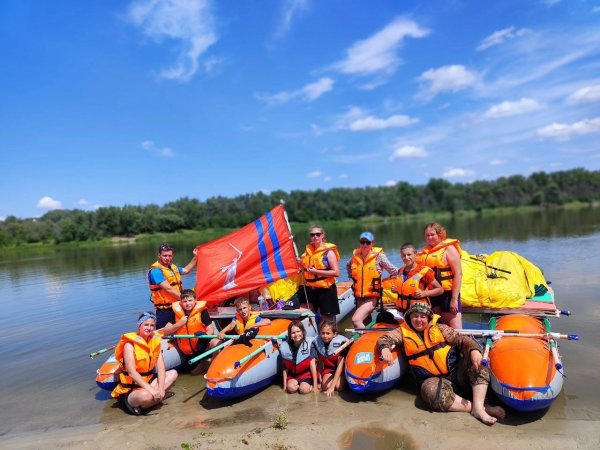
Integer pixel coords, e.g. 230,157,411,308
1,0,599,219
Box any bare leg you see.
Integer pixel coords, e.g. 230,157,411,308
470,384,500,425
286,378,300,394
442,311,463,329
352,300,375,328
298,381,313,394
128,370,178,410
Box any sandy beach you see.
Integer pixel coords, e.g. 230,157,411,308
3,372,599,450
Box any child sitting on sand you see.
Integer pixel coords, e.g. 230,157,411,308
280,320,318,394
311,320,348,397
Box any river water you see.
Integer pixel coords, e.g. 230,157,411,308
1,207,599,442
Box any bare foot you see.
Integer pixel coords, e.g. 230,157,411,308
485,404,506,420
471,407,498,426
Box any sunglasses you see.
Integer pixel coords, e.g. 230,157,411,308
310,232,322,237
360,240,372,245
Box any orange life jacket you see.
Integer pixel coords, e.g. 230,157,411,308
301,243,340,288
349,246,383,298
234,311,261,334
400,315,457,383
148,261,183,309
111,332,162,398
172,300,209,355
416,239,461,291
395,265,434,311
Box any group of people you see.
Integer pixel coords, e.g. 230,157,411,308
110,222,504,425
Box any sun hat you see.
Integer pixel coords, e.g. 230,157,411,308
405,302,433,320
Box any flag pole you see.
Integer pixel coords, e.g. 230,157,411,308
280,199,309,308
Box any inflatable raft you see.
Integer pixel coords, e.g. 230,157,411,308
344,322,408,394
204,282,355,398
488,314,564,411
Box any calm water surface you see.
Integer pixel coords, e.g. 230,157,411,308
1,208,599,437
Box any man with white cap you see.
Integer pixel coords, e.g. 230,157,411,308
347,231,398,328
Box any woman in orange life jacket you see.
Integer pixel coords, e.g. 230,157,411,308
147,243,198,329
377,303,506,426
280,320,318,394
347,231,398,328
162,289,215,374
111,312,178,415
416,223,463,329
299,225,340,322
393,243,443,314
311,320,348,397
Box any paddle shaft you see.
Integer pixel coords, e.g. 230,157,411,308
188,339,234,365
167,334,285,340
89,345,116,359
234,332,287,368
455,329,578,340
345,327,397,333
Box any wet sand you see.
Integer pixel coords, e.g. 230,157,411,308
3,372,599,450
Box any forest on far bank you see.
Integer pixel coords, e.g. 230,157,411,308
1,168,599,247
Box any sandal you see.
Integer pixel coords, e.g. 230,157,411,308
119,396,142,416
163,391,175,401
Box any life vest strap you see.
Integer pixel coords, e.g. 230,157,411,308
406,342,448,361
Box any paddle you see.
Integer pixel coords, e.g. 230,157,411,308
233,332,287,369
89,344,117,359
165,333,287,340
455,329,579,340
187,339,234,365
345,327,397,333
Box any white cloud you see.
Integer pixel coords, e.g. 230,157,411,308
385,180,396,187
416,65,478,100
537,117,600,140
37,196,62,210
274,0,309,39
127,0,217,82
331,17,429,79
257,77,334,105
348,114,419,131
141,140,175,157
477,26,529,51
482,98,544,119
307,170,322,178
389,145,428,161
567,85,600,104
490,159,506,166
442,168,475,178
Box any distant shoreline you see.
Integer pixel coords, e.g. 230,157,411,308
2,201,597,253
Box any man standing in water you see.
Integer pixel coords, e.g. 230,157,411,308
148,243,198,328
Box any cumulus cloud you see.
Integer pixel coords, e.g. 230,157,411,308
385,180,396,187
537,117,600,140
389,145,428,161
482,98,544,119
37,196,62,210
126,0,217,82
257,77,334,105
331,17,429,81
416,65,478,100
490,159,506,166
442,168,475,178
477,26,530,51
348,114,419,131
307,170,322,178
141,140,175,157
567,85,600,104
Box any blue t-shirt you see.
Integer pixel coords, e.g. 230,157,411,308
148,264,182,285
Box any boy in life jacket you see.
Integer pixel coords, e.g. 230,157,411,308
280,320,318,394
310,320,348,397
217,297,271,344
393,243,443,314
162,289,215,373
377,303,506,426
111,312,178,415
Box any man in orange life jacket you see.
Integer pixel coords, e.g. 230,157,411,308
148,243,198,328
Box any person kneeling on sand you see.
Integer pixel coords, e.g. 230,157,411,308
111,312,178,415
377,302,505,425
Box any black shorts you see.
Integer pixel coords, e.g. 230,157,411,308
305,284,340,316
155,308,175,329
429,291,462,313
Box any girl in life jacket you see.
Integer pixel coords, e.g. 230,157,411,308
111,312,178,415
311,320,349,397
279,320,318,394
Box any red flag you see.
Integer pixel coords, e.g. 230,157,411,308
195,205,299,305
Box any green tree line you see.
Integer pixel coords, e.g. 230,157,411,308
1,168,599,247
